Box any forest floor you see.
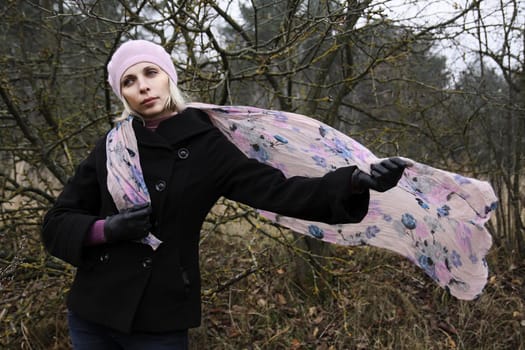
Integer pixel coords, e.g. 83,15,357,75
1,207,524,349
190,222,524,350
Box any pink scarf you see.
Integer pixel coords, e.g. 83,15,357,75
106,103,497,300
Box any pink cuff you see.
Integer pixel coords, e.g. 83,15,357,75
84,219,107,246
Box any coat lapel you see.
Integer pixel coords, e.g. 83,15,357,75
133,108,214,149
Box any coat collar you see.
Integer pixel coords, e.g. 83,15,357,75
133,107,214,149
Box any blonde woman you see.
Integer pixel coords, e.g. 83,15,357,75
42,39,406,349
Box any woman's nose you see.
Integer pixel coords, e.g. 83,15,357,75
137,77,150,92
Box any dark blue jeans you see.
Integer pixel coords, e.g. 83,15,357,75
67,311,189,350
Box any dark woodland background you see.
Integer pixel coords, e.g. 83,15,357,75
0,0,523,349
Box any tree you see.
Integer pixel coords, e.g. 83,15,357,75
440,0,525,256
1,0,524,348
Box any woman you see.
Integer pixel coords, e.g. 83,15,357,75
41,39,406,349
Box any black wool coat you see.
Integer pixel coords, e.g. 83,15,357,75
42,107,370,333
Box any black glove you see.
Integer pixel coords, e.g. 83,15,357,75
351,157,408,193
103,203,152,243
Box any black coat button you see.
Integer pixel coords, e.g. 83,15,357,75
155,180,166,192
99,253,110,263
177,148,189,159
142,257,153,269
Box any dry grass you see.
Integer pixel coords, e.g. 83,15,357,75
1,204,523,349
187,204,525,350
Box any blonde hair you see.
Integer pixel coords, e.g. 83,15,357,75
113,78,187,123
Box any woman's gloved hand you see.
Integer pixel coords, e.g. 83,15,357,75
103,203,152,243
351,157,408,193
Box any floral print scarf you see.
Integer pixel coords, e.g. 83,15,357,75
106,103,497,300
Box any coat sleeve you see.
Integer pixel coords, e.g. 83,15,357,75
41,145,102,267
211,129,370,224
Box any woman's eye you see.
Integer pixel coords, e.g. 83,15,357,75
122,78,134,87
146,69,158,76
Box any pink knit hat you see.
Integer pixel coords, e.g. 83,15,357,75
107,40,178,99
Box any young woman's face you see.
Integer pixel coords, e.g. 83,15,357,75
120,62,171,119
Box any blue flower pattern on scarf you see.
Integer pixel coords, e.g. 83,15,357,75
107,102,498,300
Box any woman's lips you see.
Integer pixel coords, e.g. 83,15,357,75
141,97,158,106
